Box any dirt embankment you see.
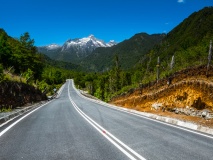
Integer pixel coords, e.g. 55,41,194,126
0,81,47,110
110,65,213,127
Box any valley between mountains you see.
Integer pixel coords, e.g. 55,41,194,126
36,7,213,129
0,7,213,131
1,2,213,160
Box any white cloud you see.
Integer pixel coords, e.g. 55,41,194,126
177,0,184,3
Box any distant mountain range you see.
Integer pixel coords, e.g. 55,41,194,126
81,7,213,72
38,33,164,71
37,35,117,63
38,7,213,72
81,33,165,71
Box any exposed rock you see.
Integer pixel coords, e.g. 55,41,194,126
201,110,210,118
166,107,213,119
110,65,213,120
175,109,179,114
0,81,47,110
152,103,162,110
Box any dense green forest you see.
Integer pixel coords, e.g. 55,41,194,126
74,7,213,101
0,29,79,95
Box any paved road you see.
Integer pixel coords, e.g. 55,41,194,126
0,80,213,160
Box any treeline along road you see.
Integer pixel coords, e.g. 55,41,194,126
0,80,213,160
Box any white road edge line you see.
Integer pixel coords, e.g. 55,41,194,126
57,83,65,97
68,80,146,160
71,79,213,140
0,114,22,128
0,101,51,137
0,83,66,137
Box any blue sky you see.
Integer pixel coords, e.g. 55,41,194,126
1,0,213,46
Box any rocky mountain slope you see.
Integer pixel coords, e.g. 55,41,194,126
38,35,117,63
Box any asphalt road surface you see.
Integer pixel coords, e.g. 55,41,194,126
0,80,213,160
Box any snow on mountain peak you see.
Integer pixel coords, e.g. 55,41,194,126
88,34,95,38
38,35,117,60
62,35,116,51
46,44,61,50
106,40,117,47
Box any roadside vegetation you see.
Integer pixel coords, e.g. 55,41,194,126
0,7,212,114
73,7,213,103
0,29,78,111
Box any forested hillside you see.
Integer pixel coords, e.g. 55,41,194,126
140,6,213,76
0,29,80,110
1,7,212,111
74,7,213,102
81,33,165,71
0,29,44,80
43,54,82,71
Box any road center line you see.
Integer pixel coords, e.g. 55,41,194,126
70,79,213,139
68,80,146,160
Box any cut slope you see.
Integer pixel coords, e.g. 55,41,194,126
110,65,213,126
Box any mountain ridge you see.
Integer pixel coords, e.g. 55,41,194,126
37,35,117,63
72,7,213,103
141,6,213,74
80,32,165,71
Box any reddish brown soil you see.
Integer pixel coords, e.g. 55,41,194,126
110,65,213,128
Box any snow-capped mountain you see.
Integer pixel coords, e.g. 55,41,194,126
106,40,117,47
46,44,61,50
38,35,117,62
38,44,61,52
61,35,116,51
